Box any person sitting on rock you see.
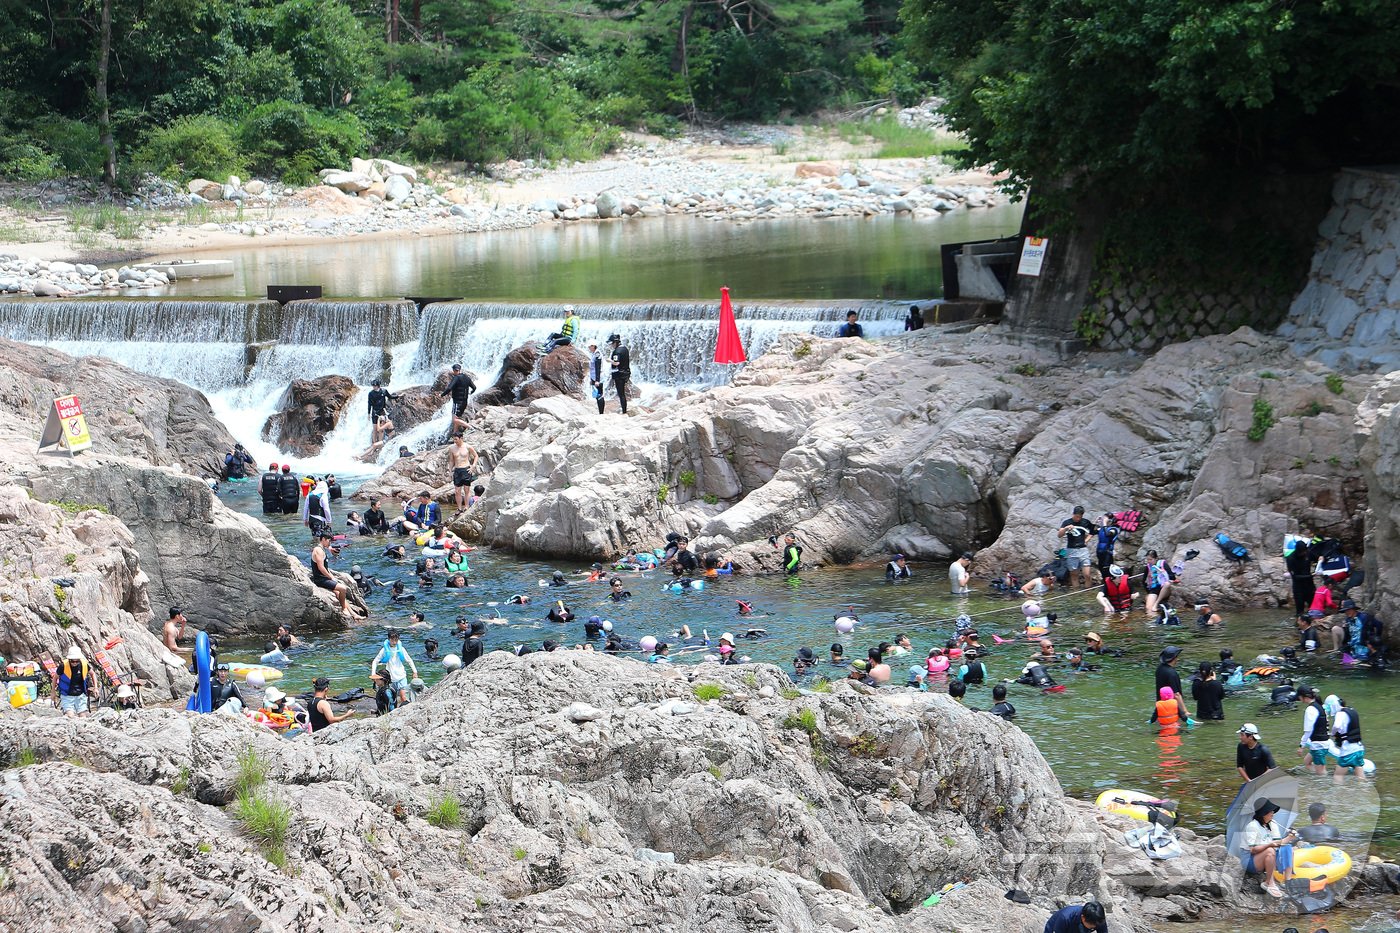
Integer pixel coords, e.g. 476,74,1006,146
113,684,138,712
544,305,580,352
310,532,355,616
402,491,441,534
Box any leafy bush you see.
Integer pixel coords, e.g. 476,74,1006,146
352,77,419,153
0,137,61,181
423,67,617,165
1247,397,1276,442
221,49,303,115
239,101,365,184
135,116,245,181
33,117,105,176
1326,373,1345,395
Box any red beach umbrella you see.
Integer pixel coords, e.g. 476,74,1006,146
714,286,748,364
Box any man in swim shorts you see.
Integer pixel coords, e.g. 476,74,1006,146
448,433,479,514
310,532,354,616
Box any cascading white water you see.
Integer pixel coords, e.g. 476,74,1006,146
410,300,909,387
0,296,912,469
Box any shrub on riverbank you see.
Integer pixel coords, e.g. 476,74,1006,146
135,117,245,183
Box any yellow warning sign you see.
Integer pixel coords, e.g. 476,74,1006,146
38,394,92,456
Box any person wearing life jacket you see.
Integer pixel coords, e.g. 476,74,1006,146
302,479,332,538
211,663,244,713
402,491,441,534
276,464,301,515
223,443,254,480
1142,550,1177,616
885,554,912,581
1096,564,1135,615
1284,531,1317,616
957,649,986,684
780,533,802,575
1150,686,1188,731
1095,513,1121,576
1327,694,1366,774
258,462,282,514
1017,660,1057,690
55,644,94,716
1295,684,1331,775
370,630,418,707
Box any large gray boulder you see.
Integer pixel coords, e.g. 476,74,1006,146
0,337,235,477
1357,374,1400,649
977,328,1371,608
0,485,190,700
26,459,362,638
261,374,359,457
0,651,1187,933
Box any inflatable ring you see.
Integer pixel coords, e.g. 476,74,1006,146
1277,845,1351,887
228,664,283,682
1094,789,1175,823
422,546,448,557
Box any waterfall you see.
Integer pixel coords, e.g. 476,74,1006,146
0,295,916,468
411,300,909,387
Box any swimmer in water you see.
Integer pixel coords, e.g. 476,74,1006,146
506,594,531,605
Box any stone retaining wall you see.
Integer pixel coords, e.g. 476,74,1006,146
1279,167,1400,369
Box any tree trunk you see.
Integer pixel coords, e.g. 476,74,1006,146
96,0,116,186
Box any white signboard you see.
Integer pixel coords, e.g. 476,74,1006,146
1017,236,1049,276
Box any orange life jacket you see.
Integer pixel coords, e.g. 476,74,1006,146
1155,699,1179,726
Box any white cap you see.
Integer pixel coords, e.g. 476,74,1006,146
565,305,575,312
720,632,735,644
115,685,134,699
264,687,286,704
66,645,82,661
1238,722,1260,736
602,620,613,632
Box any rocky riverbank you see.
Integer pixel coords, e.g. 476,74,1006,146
0,123,1007,285
0,339,364,656
0,650,1307,933
355,324,1385,629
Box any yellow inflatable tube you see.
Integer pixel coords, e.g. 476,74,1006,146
1094,789,1175,823
228,664,283,682
1277,845,1351,887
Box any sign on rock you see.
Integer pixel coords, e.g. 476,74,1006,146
38,394,92,456
1018,236,1049,277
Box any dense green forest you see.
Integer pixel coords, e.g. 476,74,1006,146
0,0,922,185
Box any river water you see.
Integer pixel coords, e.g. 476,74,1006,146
213,475,1400,871
159,208,1024,300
